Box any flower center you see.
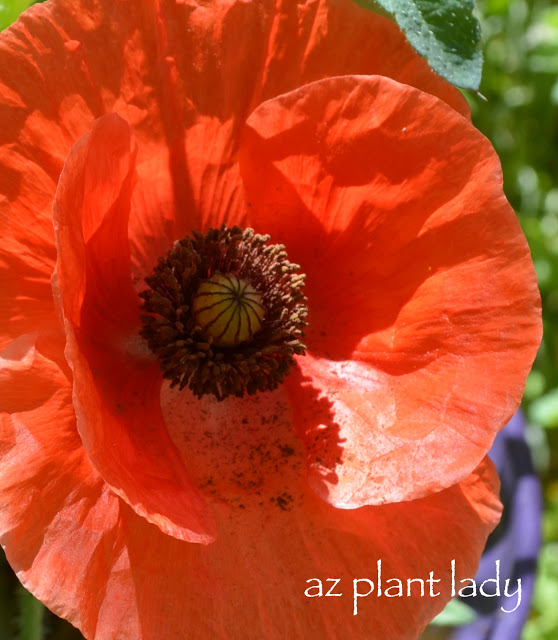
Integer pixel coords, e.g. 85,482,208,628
192,272,264,346
139,225,307,400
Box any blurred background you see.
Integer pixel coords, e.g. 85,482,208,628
424,3,558,638
0,0,557,638
470,2,558,635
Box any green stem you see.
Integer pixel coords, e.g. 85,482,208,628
17,586,44,640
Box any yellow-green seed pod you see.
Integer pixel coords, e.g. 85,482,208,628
192,272,265,346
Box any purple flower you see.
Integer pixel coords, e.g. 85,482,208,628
450,411,542,640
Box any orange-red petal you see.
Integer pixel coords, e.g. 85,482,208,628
254,0,470,116
0,341,502,639
0,0,469,353
0,2,533,637
52,113,214,542
0,334,141,637
239,75,541,508
1,0,475,542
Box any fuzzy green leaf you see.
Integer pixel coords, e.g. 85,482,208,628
355,0,483,89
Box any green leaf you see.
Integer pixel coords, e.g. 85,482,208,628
355,0,483,90
0,0,33,31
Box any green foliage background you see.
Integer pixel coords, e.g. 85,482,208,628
1,0,557,638
472,1,558,638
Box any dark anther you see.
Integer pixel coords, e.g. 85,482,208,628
139,225,307,400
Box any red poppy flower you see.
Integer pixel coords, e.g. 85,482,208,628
0,1,540,639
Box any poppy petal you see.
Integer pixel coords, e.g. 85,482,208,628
53,113,215,543
153,385,501,638
255,0,470,116
0,334,141,637
111,458,500,640
126,0,472,276
0,38,62,349
0,1,524,638
239,74,541,508
0,0,468,331
0,348,501,639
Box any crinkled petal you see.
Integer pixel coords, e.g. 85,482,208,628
255,0,470,115
1,0,471,543
53,113,214,543
115,458,500,640
239,75,541,508
0,3,528,637
0,0,480,524
0,335,140,637
0,354,502,639
0,0,469,331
